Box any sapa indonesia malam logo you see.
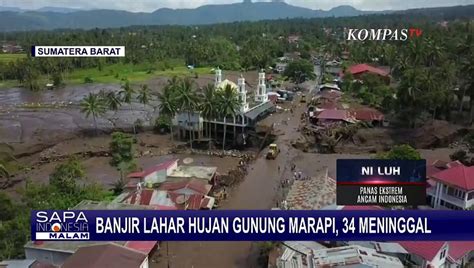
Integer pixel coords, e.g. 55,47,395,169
33,211,90,240
346,28,423,41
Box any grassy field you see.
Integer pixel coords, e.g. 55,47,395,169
0,53,26,63
67,63,212,84
0,60,214,89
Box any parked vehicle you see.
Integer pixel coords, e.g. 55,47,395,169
266,144,280,159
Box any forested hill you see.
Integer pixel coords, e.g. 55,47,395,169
1,1,465,32
1,2,473,32
0,2,369,31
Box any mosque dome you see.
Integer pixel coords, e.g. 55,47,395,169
216,79,238,91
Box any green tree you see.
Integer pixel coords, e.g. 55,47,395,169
137,84,151,107
216,84,241,150
80,93,107,134
175,77,199,148
157,81,178,141
49,158,85,193
119,80,137,133
154,114,172,134
450,149,469,162
200,84,218,147
377,145,422,160
119,80,135,104
109,132,136,180
284,59,316,85
105,91,122,111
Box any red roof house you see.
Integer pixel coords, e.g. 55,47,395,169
447,241,474,265
344,64,389,77
159,178,212,196
397,241,448,266
350,108,385,122
316,109,354,122
126,159,178,187
127,159,178,179
168,192,214,210
430,165,474,191
124,241,158,255
118,189,178,209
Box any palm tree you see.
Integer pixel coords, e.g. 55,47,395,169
175,78,199,148
216,84,241,150
200,84,217,148
157,84,178,141
80,93,107,134
425,37,444,67
105,91,122,111
119,80,135,104
119,80,136,133
137,84,151,108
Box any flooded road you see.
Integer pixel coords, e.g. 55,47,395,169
153,94,310,268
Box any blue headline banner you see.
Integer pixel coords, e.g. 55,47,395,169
31,210,474,241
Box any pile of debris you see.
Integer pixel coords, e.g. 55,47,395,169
411,120,465,148
299,121,366,153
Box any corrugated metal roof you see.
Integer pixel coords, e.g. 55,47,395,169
374,242,408,254
245,101,274,120
431,165,474,190
124,241,157,255
62,243,146,268
159,179,212,195
127,159,178,178
283,241,326,255
346,64,389,77
312,245,403,267
350,108,384,121
448,241,474,261
317,109,351,120
397,241,447,261
168,165,217,181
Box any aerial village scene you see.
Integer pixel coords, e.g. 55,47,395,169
0,0,473,267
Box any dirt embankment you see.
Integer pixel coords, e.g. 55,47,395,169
297,118,468,154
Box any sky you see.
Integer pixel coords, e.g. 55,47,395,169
1,0,473,12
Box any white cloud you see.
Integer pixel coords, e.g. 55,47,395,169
1,0,473,12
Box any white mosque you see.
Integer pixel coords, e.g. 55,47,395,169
174,68,274,143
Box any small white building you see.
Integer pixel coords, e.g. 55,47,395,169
311,245,403,267
426,163,474,210
277,241,326,268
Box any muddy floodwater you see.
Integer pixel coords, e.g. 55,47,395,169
0,75,459,268
0,84,159,155
0,72,261,156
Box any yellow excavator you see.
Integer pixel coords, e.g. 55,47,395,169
266,144,280,159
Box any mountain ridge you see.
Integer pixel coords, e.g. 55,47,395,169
0,2,471,32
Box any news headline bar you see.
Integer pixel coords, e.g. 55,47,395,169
31,210,474,241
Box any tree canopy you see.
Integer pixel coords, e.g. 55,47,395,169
284,59,316,84
376,145,422,160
